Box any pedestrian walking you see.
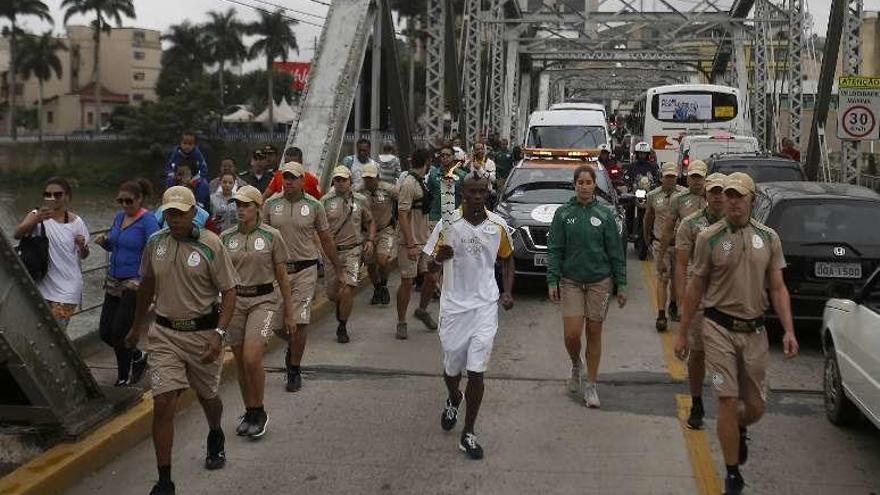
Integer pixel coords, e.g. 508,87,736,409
221,185,295,439
673,172,726,430
264,147,322,200
342,138,377,190
675,172,799,495
125,186,239,495
264,162,343,392
14,177,90,329
358,163,397,305
322,166,376,343
644,163,685,331
210,172,238,232
547,165,627,408
93,179,159,386
425,173,515,460
239,149,273,193
208,157,246,193
377,141,402,184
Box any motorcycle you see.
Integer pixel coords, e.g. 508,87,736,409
618,174,653,260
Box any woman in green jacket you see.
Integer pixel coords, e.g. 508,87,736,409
547,165,627,409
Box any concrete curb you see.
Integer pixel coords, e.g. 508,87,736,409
0,290,345,495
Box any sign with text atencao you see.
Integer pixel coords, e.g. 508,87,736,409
838,76,880,141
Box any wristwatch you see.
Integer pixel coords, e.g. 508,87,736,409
214,328,227,341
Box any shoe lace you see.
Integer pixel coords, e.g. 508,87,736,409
463,433,478,448
444,401,457,420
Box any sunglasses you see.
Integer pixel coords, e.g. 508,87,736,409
116,197,135,206
43,191,64,199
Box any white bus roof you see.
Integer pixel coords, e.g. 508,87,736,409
646,84,740,95
528,109,607,127
549,102,606,112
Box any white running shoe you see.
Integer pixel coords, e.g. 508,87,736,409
568,361,584,394
584,382,601,408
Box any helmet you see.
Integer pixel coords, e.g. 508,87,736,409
598,144,610,152
634,141,651,153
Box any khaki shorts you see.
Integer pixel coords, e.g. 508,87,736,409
147,322,223,399
688,309,705,352
365,226,396,264
703,318,769,409
327,246,362,297
560,277,613,321
652,241,674,280
227,292,278,347
398,243,429,279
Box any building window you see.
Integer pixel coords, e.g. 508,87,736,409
132,93,144,102
87,112,93,125
133,30,145,41
133,51,145,60
133,72,145,81
47,111,54,124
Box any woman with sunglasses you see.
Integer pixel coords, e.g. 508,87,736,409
221,185,295,438
93,179,160,386
14,177,90,329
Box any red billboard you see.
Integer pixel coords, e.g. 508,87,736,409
273,62,312,91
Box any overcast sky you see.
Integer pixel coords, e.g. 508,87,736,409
5,0,844,68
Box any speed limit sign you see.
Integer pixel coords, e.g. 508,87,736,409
838,76,880,141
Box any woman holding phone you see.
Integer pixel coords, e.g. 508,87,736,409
94,179,160,386
14,177,90,329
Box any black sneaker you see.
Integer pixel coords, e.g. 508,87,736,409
235,411,251,436
738,427,749,465
286,369,302,392
459,432,484,460
669,303,680,322
114,378,129,387
656,315,668,332
370,287,382,305
686,401,704,430
246,409,268,438
723,473,744,495
440,392,462,431
149,481,175,495
204,429,226,470
336,326,350,344
129,350,148,385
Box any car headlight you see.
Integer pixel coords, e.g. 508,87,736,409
635,189,647,199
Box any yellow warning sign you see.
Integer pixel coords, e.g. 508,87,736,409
839,76,880,89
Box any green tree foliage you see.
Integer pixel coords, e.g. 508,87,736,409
17,31,67,140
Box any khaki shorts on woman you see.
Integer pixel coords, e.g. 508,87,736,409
560,277,613,321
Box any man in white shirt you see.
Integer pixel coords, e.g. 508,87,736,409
342,138,376,190
424,173,515,460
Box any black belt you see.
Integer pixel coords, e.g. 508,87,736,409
236,283,274,297
156,310,219,332
336,243,360,252
286,259,318,274
704,307,765,333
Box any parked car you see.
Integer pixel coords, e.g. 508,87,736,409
753,182,880,324
677,133,759,177
494,158,626,277
707,153,806,182
821,267,880,427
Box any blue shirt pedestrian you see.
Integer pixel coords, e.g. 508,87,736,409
105,209,160,280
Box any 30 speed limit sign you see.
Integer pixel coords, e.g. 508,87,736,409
838,76,880,141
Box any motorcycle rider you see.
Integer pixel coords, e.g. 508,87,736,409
622,141,660,240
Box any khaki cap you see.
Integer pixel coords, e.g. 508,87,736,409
332,165,352,179
723,172,755,195
361,163,379,178
280,161,305,178
705,172,727,191
687,160,708,177
231,185,263,206
160,186,196,212
661,162,678,176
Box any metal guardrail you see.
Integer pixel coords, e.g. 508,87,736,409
860,174,880,192
71,228,110,318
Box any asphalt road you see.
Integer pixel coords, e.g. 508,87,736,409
68,250,880,495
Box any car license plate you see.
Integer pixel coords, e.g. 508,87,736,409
814,262,862,279
534,254,548,267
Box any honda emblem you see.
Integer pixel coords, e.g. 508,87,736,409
833,247,846,257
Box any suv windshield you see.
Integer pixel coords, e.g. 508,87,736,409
505,183,574,204
711,160,805,182
526,126,606,149
772,200,879,245
504,166,613,203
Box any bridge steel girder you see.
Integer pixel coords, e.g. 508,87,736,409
526,51,708,62
424,0,447,141
751,0,771,150
489,12,738,23
459,0,484,146
840,0,863,184
488,0,506,137
787,0,805,150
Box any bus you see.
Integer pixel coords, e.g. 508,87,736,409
630,84,749,165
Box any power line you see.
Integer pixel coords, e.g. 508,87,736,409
247,0,328,21
218,0,325,28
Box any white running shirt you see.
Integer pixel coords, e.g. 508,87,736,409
36,215,89,305
424,211,513,314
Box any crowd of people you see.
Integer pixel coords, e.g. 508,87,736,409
12,130,799,495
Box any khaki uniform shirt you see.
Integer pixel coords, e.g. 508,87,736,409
397,172,431,246
358,182,397,230
263,193,329,262
322,189,373,247
669,190,707,224
140,228,239,319
647,185,685,241
220,223,288,286
692,218,786,320
676,207,723,278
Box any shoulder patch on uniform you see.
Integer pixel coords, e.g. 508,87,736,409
683,211,703,227
705,223,728,249
303,193,321,206
255,226,275,242
749,219,775,243
266,197,284,209
219,227,237,241
147,228,170,245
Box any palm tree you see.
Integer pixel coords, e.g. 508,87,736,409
248,10,298,130
205,9,247,112
18,32,67,142
61,0,135,133
162,21,212,80
0,0,52,140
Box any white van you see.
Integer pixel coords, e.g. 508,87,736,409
525,108,611,151
677,133,759,176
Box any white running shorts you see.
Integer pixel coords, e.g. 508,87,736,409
439,303,499,376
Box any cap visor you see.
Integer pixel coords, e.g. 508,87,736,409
159,203,194,213
723,186,750,195
688,171,707,177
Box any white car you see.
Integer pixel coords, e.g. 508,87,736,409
821,268,880,427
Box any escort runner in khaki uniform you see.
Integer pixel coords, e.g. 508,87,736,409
221,185,295,438
675,172,799,495
125,186,238,494
673,172,726,431
395,149,438,339
263,161,342,392
358,163,398,306
644,162,686,331
322,165,376,343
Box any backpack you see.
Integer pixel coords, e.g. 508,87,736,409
404,171,433,215
16,221,50,282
